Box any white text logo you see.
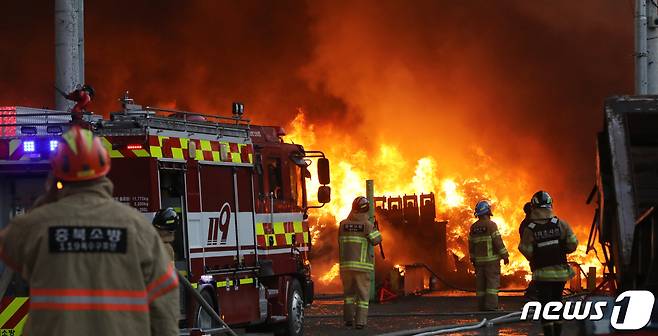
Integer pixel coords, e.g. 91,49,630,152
520,290,654,330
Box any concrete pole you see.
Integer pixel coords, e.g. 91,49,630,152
636,0,649,94
77,0,85,84
366,180,376,301
55,0,84,110
647,2,658,94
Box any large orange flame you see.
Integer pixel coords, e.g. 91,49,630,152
285,110,603,288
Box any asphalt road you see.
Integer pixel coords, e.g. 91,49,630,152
300,291,579,336
234,291,582,335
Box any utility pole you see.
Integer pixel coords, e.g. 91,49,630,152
55,0,84,110
636,0,649,94
647,1,658,94
636,0,658,94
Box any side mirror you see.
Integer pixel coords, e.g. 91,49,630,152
317,158,330,185
318,186,331,204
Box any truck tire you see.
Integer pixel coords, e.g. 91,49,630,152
276,279,304,336
195,290,219,330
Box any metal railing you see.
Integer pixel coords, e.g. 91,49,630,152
0,109,78,137
101,107,251,139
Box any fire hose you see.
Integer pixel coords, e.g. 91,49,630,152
377,310,533,336
177,273,237,336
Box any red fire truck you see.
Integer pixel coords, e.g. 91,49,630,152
0,94,331,335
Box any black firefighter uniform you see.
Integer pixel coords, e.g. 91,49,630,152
518,208,578,334
338,211,382,327
468,218,509,310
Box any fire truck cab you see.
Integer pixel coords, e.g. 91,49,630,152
0,96,330,336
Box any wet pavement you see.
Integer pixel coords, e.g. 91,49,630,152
301,291,580,335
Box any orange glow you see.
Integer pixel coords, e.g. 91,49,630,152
440,179,464,209
319,263,340,284
285,110,603,287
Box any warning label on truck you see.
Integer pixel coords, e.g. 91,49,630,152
114,196,150,212
48,226,128,253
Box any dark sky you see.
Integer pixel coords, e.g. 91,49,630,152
0,1,636,223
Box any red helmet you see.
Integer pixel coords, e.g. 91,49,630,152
352,196,369,213
52,126,110,181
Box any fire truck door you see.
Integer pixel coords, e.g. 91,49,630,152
0,175,45,295
158,167,189,266
234,167,257,267
0,175,47,228
197,165,256,270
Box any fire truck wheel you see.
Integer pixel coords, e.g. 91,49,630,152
196,290,219,330
276,279,304,336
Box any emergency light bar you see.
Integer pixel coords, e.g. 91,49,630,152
47,125,63,134
21,126,37,135
23,140,35,153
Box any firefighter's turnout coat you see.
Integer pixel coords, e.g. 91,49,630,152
518,208,578,282
338,211,382,326
0,177,179,336
468,218,509,310
158,230,176,262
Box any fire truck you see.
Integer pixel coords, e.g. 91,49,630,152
0,94,331,335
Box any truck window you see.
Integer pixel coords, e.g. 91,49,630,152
289,163,303,210
159,169,186,261
266,158,283,200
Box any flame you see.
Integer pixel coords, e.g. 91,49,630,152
440,179,465,209
285,110,604,287
319,263,340,284
449,248,465,261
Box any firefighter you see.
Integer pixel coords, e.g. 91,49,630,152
64,84,95,123
0,126,179,336
518,191,578,336
468,200,509,311
518,201,538,299
339,196,382,329
153,207,179,262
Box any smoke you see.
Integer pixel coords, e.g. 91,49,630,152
300,0,634,227
0,1,635,272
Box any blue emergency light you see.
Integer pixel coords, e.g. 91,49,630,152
23,140,35,153
50,140,59,151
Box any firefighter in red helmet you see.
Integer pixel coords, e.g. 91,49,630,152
0,126,179,336
338,196,382,329
62,84,94,123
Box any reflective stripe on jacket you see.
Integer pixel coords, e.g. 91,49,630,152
338,212,382,272
518,208,578,281
0,177,179,336
468,218,509,264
